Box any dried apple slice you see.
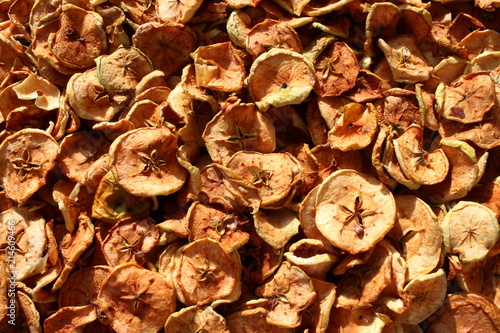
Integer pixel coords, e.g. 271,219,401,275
0,128,59,204
371,126,399,189
224,151,302,208
44,304,97,333
381,88,422,128
187,202,249,252
191,42,245,92
248,48,315,111
96,46,153,93
300,278,336,333
314,41,359,97
315,169,396,254
59,265,112,308
48,4,107,70
67,69,121,122
302,0,355,16
157,0,203,23
132,21,196,77
173,238,241,306
92,170,157,223
441,72,496,124
389,195,442,281
364,2,402,56
328,306,387,332
255,261,316,328
393,124,449,185
109,127,187,197
378,35,432,83
442,201,499,264
253,208,300,250
52,213,95,291
327,102,378,151
102,216,159,267
56,129,110,183
12,73,60,111
246,19,303,59
393,269,447,324
97,263,176,333
284,238,338,279
422,139,488,203
225,307,295,333
335,240,394,308
458,29,500,60
426,292,500,332
165,305,229,332
203,97,276,163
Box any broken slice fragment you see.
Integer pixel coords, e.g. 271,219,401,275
44,304,97,333
109,127,187,197
248,48,315,111
442,201,499,263
0,128,59,204
253,208,300,250
225,307,295,333
97,263,176,333
393,124,449,185
315,169,396,254
441,72,496,124
96,46,154,93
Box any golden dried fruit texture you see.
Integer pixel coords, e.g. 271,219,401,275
253,208,300,250
173,238,242,306
458,29,500,60
327,102,378,151
48,4,107,70
12,73,60,111
378,34,432,83
364,2,402,56
157,0,203,23
102,216,159,267
225,307,295,333
43,304,97,333
110,127,187,197
439,104,500,150
0,129,59,204
191,42,246,92
390,195,442,281
427,292,500,332
0,208,46,282
91,170,157,223
203,98,276,163
284,238,339,279
442,201,499,263
96,46,153,93
335,240,394,308
248,48,316,111
246,19,303,59
56,130,110,183
422,139,488,203
393,124,449,185
442,72,496,124
187,202,249,252
302,0,356,16
97,263,176,333
393,269,448,324
58,265,112,308
315,169,396,254
255,261,316,328
224,151,302,208
328,306,387,332
381,88,421,129
314,42,360,97
164,305,229,332
67,69,121,122
132,22,196,77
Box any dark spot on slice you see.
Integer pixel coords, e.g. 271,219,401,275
450,107,465,119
